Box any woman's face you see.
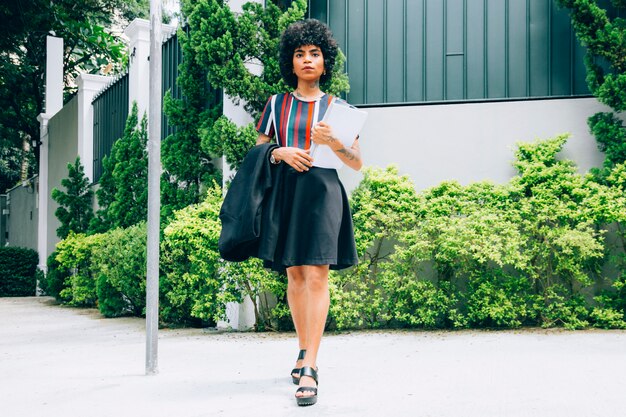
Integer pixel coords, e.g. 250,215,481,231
292,44,325,84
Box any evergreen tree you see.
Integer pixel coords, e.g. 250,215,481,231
51,157,94,239
161,26,222,221
109,103,148,229
557,0,626,177
89,150,117,233
90,102,148,232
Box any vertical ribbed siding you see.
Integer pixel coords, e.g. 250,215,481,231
161,30,184,141
309,0,621,106
92,73,129,183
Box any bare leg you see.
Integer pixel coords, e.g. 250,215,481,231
295,264,330,398
287,266,308,377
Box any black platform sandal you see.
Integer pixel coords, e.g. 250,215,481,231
295,366,318,407
291,349,306,384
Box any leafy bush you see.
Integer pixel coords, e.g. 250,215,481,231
329,135,625,331
160,183,286,329
160,183,229,326
328,166,420,329
91,222,147,317
219,258,287,331
55,232,105,306
0,247,39,296
466,273,535,328
384,277,466,329
44,133,626,331
535,285,590,330
590,307,626,329
41,251,71,300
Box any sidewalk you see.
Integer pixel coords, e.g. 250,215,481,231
1,296,625,417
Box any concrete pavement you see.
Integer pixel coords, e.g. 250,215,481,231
1,296,625,417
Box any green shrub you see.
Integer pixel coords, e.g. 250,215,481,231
466,273,535,328
385,277,466,329
411,180,527,280
160,184,238,326
0,247,39,296
91,222,147,317
96,273,128,318
329,166,419,329
535,285,590,330
55,232,105,306
219,258,286,331
331,135,623,331
510,135,614,293
41,251,71,300
590,306,626,329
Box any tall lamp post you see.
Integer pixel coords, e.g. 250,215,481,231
146,0,162,376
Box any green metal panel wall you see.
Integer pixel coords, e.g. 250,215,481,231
92,73,129,183
162,31,184,141
309,0,622,106
161,29,222,140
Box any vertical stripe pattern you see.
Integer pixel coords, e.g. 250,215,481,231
256,93,336,151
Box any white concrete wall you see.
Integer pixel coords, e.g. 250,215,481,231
5,178,38,252
46,97,79,259
339,97,613,193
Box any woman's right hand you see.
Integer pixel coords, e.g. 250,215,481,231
273,147,314,172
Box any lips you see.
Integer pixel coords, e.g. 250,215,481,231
302,67,314,70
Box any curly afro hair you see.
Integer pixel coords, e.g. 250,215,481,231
279,19,338,89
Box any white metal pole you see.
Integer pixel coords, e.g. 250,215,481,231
146,0,162,376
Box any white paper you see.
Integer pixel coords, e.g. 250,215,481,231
310,99,368,169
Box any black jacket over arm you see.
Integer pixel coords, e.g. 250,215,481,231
218,143,278,262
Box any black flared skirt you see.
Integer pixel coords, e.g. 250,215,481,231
258,165,358,272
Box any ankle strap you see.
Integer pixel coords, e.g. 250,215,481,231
299,366,318,384
297,349,307,360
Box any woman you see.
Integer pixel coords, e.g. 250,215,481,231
255,19,362,406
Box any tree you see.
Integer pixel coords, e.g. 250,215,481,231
51,157,94,239
556,1,626,177
161,26,222,221
90,103,148,232
0,0,149,193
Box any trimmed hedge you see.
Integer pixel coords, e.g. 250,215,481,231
0,247,39,296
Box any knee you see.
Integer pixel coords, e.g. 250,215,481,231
288,268,306,291
305,270,329,293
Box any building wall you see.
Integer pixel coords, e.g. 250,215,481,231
310,0,623,106
4,177,38,252
339,97,612,193
47,96,79,257
0,194,7,246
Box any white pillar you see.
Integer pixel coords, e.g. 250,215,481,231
220,0,264,331
125,19,177,119
36,36,64,272
45,36,64,115
76,74,111,182
36,114,50,272
125,19,151,117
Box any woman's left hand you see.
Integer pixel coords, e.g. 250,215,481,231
312,121,363,171
311,122,340,150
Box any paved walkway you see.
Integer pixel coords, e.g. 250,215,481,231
1,297,625,417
